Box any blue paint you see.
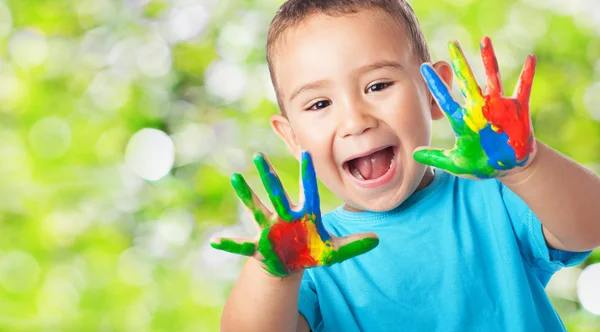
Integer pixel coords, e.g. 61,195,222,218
420,64,466,134
479,125,516,170
301,151,331,242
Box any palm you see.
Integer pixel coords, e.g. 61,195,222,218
211,151,379,277
414,36,536,179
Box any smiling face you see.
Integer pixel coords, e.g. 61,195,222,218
270,9,451,212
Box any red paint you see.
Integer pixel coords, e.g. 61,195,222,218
481,36,503,96
482,96,533,160
480,37,535,161
268,218,317,270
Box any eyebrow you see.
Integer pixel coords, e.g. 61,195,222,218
288,60,404,103
356,60,405,75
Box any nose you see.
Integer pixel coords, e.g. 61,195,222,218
337,98,378,138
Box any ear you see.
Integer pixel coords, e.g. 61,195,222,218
270,114,302,161
429,60,454,121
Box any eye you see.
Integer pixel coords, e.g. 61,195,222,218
306,100,331,111
367,82,392,93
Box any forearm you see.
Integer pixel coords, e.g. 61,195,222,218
221,258,304,332
500,140,600,251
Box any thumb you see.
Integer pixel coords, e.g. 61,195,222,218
327,232,379,265
413,147,455,170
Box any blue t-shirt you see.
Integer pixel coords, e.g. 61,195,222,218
298,169,591,331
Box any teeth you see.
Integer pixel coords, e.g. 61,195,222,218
351,166,365,180
347,149,396,181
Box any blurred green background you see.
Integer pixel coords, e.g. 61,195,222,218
0,0,599,330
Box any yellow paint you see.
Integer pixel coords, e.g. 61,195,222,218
448,41,487,133
304,217,332,260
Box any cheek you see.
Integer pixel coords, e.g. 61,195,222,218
293,121,339,178
388,84,433,143
294,116,335,146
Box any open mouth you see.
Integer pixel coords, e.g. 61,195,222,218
343,146,397,182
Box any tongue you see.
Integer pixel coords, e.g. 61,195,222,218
351,148,393,180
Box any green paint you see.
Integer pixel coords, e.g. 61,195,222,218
231,173,269,228
254,153,294,222
215,152,383,278
257,228,289,277
413,119,496,178
270,195,293,222
302,155,308,178
416,38,534,179
327,237,379,266
210,239,256,256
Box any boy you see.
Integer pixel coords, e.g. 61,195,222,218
211,0,600,331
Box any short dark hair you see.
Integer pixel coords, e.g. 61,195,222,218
266,0,431,115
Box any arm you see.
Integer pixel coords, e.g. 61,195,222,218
221,258,309,332
415,36,600,253
213,152,377,332
500,140,600,252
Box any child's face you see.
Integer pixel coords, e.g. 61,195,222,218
270,9,451,212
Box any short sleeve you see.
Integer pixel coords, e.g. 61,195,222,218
498,180,591,282
298,271,323,331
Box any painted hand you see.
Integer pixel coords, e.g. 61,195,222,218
414,36,537,178
210,151,379,277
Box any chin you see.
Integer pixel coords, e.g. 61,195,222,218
344,169,428,212
345,192,408,212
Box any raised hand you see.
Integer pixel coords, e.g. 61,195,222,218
210,151,379,277
414,36,536,179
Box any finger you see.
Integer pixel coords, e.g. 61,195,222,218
413,147,459,173
420,63,463,124
448,40,487,133
327,232,379,265
231,173,272,229
300,151,320,214
299,151,331,242
480,36,503,96
514,55,536,106
414,146,497,178
254,153,294,222
210,237,256,256
448,40,484,103
298,152,325,229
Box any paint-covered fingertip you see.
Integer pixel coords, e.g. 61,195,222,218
362,237,380,251
327,236,380,266
209,238,221,248
230,173,246,187
527,54,537,67
253,152,266,163
412,149,424,160
301,151,314,169
230,173,254,203
420,65,441,89
412,148,432,165
210,238,256,256
419,62,434,76
300,150,311,160
253,152,271,172
480,36,492,48
448,39,461,49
